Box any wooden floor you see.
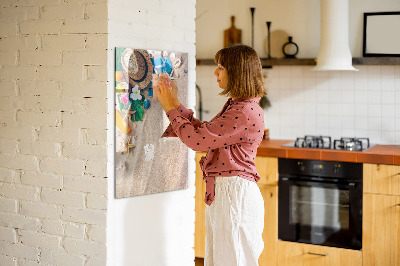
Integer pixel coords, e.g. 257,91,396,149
195,257,204,266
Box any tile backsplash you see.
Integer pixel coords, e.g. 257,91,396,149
196,65,400,145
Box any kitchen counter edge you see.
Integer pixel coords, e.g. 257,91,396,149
255,139,400,165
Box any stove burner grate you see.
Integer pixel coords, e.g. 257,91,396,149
295,135,332,149
333,137,370,151
289,136,371,151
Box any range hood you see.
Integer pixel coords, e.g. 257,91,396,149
314,0,358,71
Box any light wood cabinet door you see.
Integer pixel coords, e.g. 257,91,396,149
259,185,278,266
364,164,400,196
195,152,207,258
363,193,400,266
255,156,278,186
276,241,362,266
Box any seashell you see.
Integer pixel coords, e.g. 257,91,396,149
173,58,182,68
143,98,150,109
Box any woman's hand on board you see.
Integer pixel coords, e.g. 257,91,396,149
160,74,180,108
154,74,176,113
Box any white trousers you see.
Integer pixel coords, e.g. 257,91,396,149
205,176,264,266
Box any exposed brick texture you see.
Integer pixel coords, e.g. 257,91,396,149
1,0,197,264
0,1,107,264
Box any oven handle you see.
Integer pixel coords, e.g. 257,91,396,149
280,177,357,189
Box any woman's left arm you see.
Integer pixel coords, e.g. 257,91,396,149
155,75,203,138
163,106,249,152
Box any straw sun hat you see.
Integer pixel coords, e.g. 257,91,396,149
121,48,153,90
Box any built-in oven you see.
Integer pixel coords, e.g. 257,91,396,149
278,158,363,250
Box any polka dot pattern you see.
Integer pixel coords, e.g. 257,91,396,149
161,97,265,206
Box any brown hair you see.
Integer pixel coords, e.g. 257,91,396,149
214,44,266,99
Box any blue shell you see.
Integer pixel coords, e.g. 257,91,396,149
147,88,153,97
143,99,150,109
164,58,172,74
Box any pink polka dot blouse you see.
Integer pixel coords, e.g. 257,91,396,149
162,97,265,205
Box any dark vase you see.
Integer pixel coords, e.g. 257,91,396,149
282,36,299,58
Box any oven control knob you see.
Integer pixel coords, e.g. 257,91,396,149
334,164,341,174
298,161,305,171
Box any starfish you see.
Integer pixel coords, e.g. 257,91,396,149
129,110,136,121
122,104,136,122
126,135,135,157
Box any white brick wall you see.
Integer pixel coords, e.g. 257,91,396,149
42,219,64,236
2,0,198,264
0,227,17,243
64,222,85,239
0,0,107,265
87,225,106,243
40,249,85,266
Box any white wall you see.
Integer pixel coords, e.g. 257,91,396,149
264,65,400,144
196,0,400,58
196,0,319,59
107,0,197,266
196,0,400,145
198,65,400,144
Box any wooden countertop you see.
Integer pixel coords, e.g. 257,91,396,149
257,139,400,165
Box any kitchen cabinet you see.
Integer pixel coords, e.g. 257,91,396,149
363,163,400,266
363,163,400,196
276,241,362,266
195,155,400,265
255,156,278,186
363,193,400,266
195,152,207,258
256,157,278,266
194,154,279,265
259,184,278,266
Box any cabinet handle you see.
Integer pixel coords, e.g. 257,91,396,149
307,252,328,256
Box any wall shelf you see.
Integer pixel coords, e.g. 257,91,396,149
352,57,400,65
196,57,400,67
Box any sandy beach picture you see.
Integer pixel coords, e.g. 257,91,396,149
114,48,189,198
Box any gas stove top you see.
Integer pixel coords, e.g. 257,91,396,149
283,135,374,151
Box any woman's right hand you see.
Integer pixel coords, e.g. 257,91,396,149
160,74,180,108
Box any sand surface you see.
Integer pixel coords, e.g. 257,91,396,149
115,52,189,199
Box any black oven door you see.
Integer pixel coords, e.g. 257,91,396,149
278,176,362,250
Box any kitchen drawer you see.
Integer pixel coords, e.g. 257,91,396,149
255,156,278,186
364,164,400,196
276,241,362,266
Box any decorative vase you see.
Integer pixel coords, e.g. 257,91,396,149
282,36,299,58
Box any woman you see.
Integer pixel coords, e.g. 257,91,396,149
155,44,266,266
